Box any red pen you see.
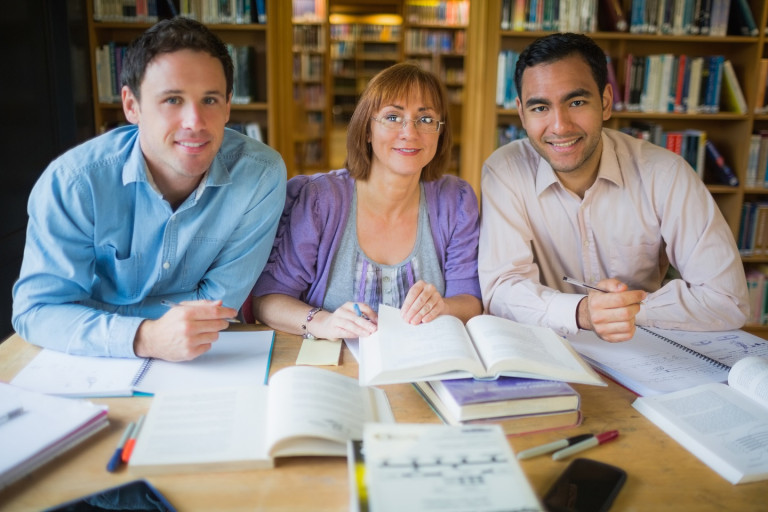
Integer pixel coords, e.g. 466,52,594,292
121,414,145,463
552,430,619,460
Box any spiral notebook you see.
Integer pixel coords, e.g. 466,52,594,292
10,330,275,397
566,327,768,396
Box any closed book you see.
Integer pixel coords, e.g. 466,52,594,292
720,59,747,114
415,376,580,422
704,139,739,186
727,0,758,36
598,0,628,31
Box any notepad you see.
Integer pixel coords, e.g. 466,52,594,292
10,330,275,397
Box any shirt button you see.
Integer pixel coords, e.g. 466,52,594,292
383,276,390,282
583,240,589,247
163,262,170,269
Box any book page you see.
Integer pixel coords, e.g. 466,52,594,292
632,383,768,484
568,328,730,396
466,315,604,385
644,328,768,367
129,386,272,473
266,366,392,457
363,423,543,512
359,305,485,385
728,357,768,409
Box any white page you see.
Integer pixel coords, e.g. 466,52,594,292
567,328,730,396
363,423,543,512
644,328,768,367
728,356,768,409
632,382,768,484
134,330,274,393
359,305,484,385
10,350,141,397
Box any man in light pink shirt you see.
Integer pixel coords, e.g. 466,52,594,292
479,33,748,342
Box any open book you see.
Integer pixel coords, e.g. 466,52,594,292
10,330,274,397
567,327,768,396
632,356,768,484
0,383,108,490
359,305,604,386
128,366,394,475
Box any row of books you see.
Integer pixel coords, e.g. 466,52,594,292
746,266,768,325
745,132,768,189
738,202,768,257
404,0,470,26
497,124,528,147
621,122,738,185
95,42,261,104
330,23,403,43
630,0,757,36
500,0,601,32
292,0,325,22
293,53,325,83
94,0,267,24
404,28,467,54
293,24,326,52
621,54,746,115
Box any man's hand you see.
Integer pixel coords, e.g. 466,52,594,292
576,279,647,342
133,300,237,361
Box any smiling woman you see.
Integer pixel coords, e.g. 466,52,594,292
250,62,483,341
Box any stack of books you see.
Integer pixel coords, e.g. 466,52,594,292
414,376,582,436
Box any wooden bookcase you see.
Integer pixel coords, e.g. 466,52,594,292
461,0,768,337
86,0,293,170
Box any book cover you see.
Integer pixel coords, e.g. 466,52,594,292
434,376,577,406
704,139,739,186
720,59,747,114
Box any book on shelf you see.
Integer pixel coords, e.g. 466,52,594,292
567,327,768,397
598,0,629,31
704,139,739,186
728,0,758,36
358,305,605,387
0,382,109,491
360,423,543,512
129,366,394,475
633,356,768,484
720,59,747,114
10,330,274,397
413,377,582,436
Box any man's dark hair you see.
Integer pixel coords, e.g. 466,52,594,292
121,17,234,99
514,32,608,98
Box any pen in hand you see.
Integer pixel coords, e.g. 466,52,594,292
562,276,610,293
160,299,240,323
353,303,371,321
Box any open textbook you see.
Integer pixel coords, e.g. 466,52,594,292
10,330,274,397
359,305,604,386
566,327,768,396
633,356,768,484
128,366,394,475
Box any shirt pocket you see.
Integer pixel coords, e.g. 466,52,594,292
94,244,141,300
608,240,663,286
180,236,224,289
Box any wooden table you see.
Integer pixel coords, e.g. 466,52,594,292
0,328,766,511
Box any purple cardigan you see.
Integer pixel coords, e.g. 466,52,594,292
252,169,481,307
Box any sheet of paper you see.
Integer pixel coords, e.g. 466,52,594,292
296,338,342,366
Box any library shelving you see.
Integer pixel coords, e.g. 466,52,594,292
86,0,295,174
293,2,332,173
462,0,768,337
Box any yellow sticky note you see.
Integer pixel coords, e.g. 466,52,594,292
296,338,342,366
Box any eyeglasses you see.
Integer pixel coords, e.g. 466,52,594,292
371,115,444,133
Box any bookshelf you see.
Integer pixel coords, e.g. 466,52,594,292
86,0,293,169
461,0,768,337
293,2,332,173
403,0,469,175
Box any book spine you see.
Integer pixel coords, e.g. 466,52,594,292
705,139,739,186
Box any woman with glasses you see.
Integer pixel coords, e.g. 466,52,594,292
250,62,482,340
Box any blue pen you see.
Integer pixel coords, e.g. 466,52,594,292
353,303,371,321
106,422,134,472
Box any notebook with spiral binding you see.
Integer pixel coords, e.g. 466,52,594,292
566,327,768,397
11,330,274,398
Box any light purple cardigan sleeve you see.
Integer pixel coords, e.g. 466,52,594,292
252,169,481,307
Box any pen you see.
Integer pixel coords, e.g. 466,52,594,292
562,276,610,293
121,414,145,463
106,421,135,472
552,430,619,460
0,406,24,426
516,433,593,460
160,299,241,323
353,303,371,321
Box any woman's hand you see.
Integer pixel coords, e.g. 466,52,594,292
311,302,378,340
401,281,447,325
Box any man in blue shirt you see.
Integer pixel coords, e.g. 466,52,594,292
12,18,286,360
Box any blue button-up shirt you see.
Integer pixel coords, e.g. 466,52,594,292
12,125,286,357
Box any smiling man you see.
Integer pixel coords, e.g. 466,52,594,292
12,18,286,360
479,32,748,342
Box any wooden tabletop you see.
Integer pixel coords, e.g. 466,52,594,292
0,327,766,511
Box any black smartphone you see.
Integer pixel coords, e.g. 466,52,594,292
42,479,176,512
543,458,627,512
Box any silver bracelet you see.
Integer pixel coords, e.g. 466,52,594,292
301,307,322,339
